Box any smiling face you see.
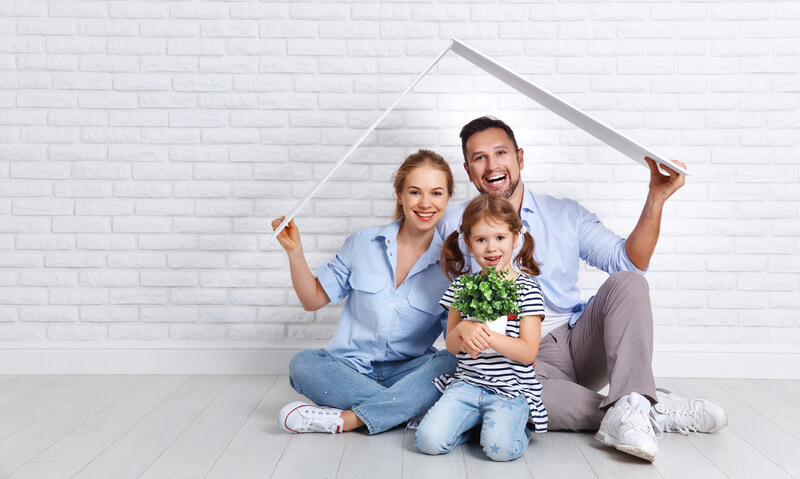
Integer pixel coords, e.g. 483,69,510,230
463,127,525,207
465,218,518,275
396,164,451,235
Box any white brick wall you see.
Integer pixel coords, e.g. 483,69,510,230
0,0,798,373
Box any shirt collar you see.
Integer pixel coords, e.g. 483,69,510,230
423,228,444,266
375,219,401,243
520,184,536,216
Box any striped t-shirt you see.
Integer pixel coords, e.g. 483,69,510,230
436,273,548,433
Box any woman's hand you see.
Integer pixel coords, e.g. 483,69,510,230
271,215,331,311
271,216,302,255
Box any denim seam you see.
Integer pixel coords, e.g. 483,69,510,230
449,409,480,452
512,396,530,459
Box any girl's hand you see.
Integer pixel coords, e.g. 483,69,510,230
457,320,492,357
271,216,302,254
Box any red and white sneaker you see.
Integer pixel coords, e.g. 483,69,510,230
278,401,344,434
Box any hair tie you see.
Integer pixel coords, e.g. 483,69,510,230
520,225,528,235
456,225,462,235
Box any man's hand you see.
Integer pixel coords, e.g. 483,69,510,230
645,157,686,204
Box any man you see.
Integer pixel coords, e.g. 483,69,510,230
438,116,727,462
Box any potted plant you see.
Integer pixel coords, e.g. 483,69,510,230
451,267,521,352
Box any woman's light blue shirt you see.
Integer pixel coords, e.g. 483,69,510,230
316,220,450,374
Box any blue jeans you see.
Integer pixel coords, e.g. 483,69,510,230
288,348,458,434
414,381,531,462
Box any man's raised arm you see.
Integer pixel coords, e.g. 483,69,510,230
625,157,687,271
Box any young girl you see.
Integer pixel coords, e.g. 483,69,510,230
414,194,546,462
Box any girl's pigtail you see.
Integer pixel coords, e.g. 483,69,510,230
441,231,469,280
516,231,541,277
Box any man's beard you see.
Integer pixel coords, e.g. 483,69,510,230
477,174,521,200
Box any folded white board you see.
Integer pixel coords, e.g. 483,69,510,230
271,39,687,241
450,39,688,176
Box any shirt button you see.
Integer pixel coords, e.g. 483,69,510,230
389,253,392,256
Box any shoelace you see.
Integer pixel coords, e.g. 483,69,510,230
653,397,699,436
298,407,342,434
620,401,662,439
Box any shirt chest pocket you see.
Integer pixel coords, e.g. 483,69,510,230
406,287,441,317
347,270,385,323
396,286,444,336
349,270,384,294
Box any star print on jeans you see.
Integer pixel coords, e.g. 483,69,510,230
490,443,500,454
485,419,497,429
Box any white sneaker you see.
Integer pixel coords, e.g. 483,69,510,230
652,388,728,435
595,392,659,462
278,401,344,434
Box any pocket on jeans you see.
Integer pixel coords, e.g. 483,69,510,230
548,323,570,344
447,380,467,390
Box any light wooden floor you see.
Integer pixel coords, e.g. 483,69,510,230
0,375,798,479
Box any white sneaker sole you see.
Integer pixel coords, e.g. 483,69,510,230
594,431,657,462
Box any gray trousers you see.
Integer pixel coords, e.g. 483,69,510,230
536,271,657,431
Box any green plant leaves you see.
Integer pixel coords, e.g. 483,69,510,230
451,266,521,323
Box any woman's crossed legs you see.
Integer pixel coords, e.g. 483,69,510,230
286,348,457,434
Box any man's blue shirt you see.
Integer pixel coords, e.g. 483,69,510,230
316,220,450,374
437,186,645,327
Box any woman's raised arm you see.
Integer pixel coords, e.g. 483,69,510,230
271,216,331,311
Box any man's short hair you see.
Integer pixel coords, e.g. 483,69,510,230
459,116,520,165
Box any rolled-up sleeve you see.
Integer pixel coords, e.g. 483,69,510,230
316,233,357,305
577,209,647,275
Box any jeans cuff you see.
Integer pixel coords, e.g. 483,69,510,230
351,405,377,435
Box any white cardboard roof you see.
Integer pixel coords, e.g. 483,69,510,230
271,39,687,240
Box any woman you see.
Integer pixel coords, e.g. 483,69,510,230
271,149,458,435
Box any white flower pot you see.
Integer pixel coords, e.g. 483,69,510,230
486,315,508,336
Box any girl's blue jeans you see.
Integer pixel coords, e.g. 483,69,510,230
288,348,457,434
414,381,531,462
